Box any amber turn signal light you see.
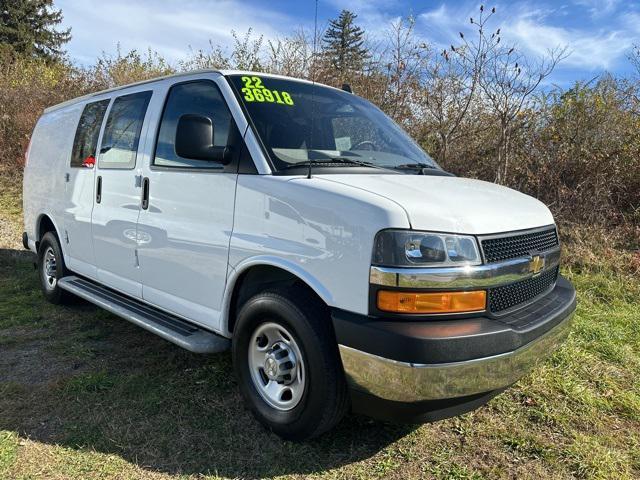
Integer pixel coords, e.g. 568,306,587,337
377,290,486,314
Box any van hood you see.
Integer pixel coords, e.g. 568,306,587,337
317,174,554,235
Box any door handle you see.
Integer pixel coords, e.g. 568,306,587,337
141,177,150,210
96,176,102,204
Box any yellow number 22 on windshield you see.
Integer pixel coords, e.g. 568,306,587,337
241,76,294,106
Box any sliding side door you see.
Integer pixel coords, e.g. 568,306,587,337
91,90,153,297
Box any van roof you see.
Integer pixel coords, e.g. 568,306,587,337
43,70,340,114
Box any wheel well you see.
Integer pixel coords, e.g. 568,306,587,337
227,265,324,334
36,215,56,250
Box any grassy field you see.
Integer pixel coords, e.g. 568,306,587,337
1,176,639,479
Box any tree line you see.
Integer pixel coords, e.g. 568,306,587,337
0,1,638,244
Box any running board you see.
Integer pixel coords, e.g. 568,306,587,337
58,276,230,354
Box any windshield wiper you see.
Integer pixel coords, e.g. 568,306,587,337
392,163,437,170
389,163,456,177
331,157,396,171
284,157,394,171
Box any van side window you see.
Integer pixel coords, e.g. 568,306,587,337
154,81,232,168
98,91,152,169
70,99,110,168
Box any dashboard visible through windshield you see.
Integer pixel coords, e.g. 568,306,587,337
227,74,439,174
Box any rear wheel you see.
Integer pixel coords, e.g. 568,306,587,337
232,286,349,441
37,232,72,304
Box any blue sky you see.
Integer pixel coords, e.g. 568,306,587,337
56,0,640,86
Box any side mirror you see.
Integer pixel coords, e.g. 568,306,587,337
175,114,232,164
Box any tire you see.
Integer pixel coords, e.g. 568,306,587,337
232,286,349,441
37,231,72,304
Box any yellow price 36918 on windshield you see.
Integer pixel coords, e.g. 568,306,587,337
241,76,294,105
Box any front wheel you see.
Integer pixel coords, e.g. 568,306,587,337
232,287,349,441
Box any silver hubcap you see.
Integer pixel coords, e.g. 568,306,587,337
248,322,305,411
43,247,57,289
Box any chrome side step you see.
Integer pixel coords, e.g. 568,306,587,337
58,276,230,354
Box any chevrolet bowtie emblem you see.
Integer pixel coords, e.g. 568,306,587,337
529,255,545,275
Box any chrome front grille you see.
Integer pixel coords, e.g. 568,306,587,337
480,226,559,264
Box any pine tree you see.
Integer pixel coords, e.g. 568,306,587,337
322,10,369,80
0,0,71,60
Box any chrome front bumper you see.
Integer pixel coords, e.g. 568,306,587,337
338,305,574,403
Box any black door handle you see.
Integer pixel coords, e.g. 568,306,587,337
96,176,102,204
141,177,150,210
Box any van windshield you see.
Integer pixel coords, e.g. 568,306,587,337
228,74,439,173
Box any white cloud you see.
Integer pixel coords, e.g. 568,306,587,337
57,0,298,65
573,0,621,18
508,17,630,70
421,4,448,24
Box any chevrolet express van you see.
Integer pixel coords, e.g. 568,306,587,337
23,70,576,440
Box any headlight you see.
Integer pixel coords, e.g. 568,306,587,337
372,230,481,267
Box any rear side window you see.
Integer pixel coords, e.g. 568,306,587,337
70,99,110,168
153,81,232,168
99,91,152,169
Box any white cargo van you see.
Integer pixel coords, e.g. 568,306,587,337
22,70,576,440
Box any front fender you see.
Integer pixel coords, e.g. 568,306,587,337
220,255,334,336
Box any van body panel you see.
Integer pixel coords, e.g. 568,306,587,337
90,174,142,297
227,175,410,319
317,174,555,235
23,116,46,247
136,170,237,329
63,159,99,278
23,105,80,256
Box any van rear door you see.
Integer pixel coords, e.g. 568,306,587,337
135,76,239,329
90,90,153,298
